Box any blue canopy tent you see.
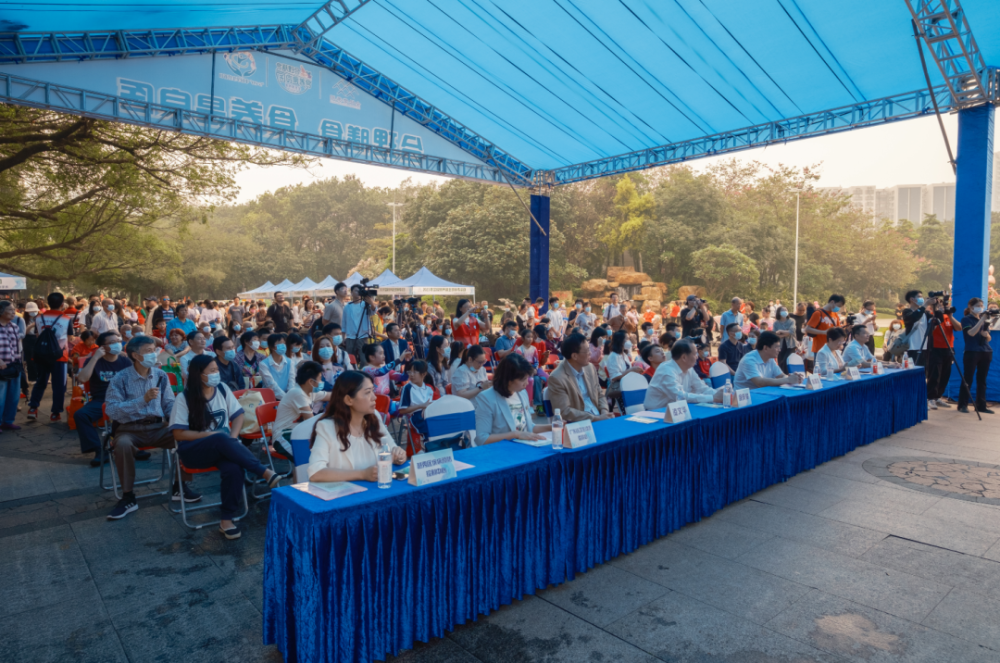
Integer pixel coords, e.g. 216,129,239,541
371,268,400,286
0,1,997,311
342,272,365,288
287,277,321,296
237,281,274,298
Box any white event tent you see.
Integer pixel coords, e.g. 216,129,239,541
287,277,321,295
237,281,274,298
378,267,475,298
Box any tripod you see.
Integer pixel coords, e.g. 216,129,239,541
923,313,981,421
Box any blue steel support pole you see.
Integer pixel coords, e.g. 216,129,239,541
952,105,995,310
529,193,550,311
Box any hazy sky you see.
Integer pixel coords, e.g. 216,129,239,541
232,113,989,204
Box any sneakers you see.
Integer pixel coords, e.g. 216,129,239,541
171,483,202,503
26,408,37,421
981,407,995,415
935,399,951,409
134,450,151,461
928,399,938,410
107,496,138,520
958,406,970,413
219,523,242,540
89,452,109,468
50,413,61,423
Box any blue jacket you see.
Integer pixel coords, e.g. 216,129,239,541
380,338,409,364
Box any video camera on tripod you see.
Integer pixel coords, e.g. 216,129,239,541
927,291,957,315
357,277,379,299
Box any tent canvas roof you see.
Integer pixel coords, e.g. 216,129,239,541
379,267,474,297
238,281,274,298
288,277,320,295
371,269,400,286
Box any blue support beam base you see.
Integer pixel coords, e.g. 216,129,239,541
0,72,512,184
951,104,995,311
529,193,550,308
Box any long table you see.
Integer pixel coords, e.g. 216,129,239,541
263,368,927,663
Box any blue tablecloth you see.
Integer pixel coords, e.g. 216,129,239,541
264,368,927,663
944,333,999,401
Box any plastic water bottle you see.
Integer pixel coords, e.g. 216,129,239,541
723,379,733,409
902,352,910,369
551,409,564,451
377,442,392,489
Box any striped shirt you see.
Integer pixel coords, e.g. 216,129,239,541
105,365,175,424
0,320,20,364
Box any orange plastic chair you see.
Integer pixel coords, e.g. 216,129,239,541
349,354,357,365
445,384,453,395
375,394,391,423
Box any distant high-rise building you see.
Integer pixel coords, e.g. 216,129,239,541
822,182,956,226
895,186,925,224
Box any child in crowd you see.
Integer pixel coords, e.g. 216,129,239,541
360,343,410,397
398,361,434,440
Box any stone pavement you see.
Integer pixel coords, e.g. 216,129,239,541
4,399,1000,663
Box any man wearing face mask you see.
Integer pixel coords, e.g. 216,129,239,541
75,332,134,466
772,306,797,372
105,335,200,520
90,299,121,335
717,323,750,374
901,290,930,366
857,300,878,355
573,301,595,337
804,294,845,369
492,320,521,360
213,337,243,391
179,330,210,384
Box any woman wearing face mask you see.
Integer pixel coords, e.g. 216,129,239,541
226,318,244,342
882,319,905,362
958,297,993,414
447,341,464,375
285,333,305,369
164,328,190,362
234,331,267,389
171,354,281,540
772,306,797,372
790,302,808,344
311,335,346,387
426,335,450,398
589,327,608,370
260,333,292,399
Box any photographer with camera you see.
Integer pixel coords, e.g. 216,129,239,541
453,298,489,349
680,295,709,342
899,290,930,365
958,297,993,414
342,284,373,368
924,295,960,410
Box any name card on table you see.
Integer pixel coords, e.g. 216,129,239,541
735,389,752,408
408,448,457,486
563,420,597,449
665,400,692,423
805,374,823,390
844,367,861,380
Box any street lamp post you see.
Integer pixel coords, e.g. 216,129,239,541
387,202,404,273
791,187,803,310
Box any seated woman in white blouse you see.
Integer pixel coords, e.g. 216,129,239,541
474,354,552,445
814,326,848,376
307,370,407,482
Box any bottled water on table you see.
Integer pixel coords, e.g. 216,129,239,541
551,409,564,451
723,379,733,409
377,442,392,489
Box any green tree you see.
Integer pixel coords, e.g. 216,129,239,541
0,105,304,282
597,175,654,271
690,245,760,300
913,214,954,291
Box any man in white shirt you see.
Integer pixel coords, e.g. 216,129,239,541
547,296,564,336
178,330,210,383
90,300,120,335
734,331,803,389
843,325,876,368
603,293,623,331
644,339,723,409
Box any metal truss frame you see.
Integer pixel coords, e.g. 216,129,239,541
292,32,534,185
0,26,295,63
547,69,1000,186
0,72,513,184
293,0,374,54
905,0,989,107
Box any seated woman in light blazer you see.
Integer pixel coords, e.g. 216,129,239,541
474,354,553,445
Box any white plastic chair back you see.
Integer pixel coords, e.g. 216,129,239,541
619,371,648,415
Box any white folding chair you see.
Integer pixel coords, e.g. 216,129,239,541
541,386,553,420
289,414,322,484
709,361,732,389
619,372,648,415
422,395,477,450
787,354,806,374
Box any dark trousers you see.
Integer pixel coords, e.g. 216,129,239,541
344,338,368,368
959,351,992,411
74,398,105,454
866,338,875,355
28,361,67,414
778,346,794,373
925,348,952,401
177,432,267,519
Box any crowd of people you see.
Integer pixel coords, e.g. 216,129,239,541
1,282,994,540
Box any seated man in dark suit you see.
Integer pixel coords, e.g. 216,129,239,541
380,322,410,365
547,333,611,423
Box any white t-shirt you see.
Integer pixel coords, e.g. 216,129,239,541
734,350,785,390
402,382,434,409
169,385,244,433
506,392,529,432
274,384,325,438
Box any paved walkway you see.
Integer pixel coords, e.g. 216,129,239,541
4,399,1000,663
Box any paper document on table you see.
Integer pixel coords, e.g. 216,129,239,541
626,416,659,424
454,460,474,471
511,438,550,447
629,410,665,419
780,384,807,390
294,481,367,501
